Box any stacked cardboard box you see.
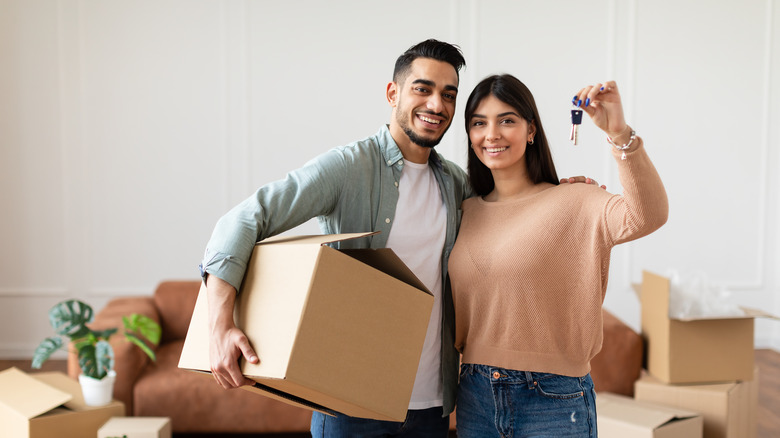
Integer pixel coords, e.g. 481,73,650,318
631,270,775,438
597,392,702,437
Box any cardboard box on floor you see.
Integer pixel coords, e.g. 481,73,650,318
0,367,125,438
640,270,778,384
597,392,703,438
634,370,758,438
178,232,434,422
98,416,171,438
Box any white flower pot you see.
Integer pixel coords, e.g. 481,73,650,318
78,370,116,406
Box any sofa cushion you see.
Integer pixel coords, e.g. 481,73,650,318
154,281,200,343
134,340,313,433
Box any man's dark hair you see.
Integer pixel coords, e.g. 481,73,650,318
393,39,466,83
465,74,559,196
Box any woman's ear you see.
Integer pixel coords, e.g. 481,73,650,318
528,121,537,142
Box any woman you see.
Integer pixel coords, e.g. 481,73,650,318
448,75,668,437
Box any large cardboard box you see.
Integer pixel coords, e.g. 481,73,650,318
640,270,777,384
0,367,125,438
597,392,703,438
97,417,171,438
634,371,758,438
179,232,434,422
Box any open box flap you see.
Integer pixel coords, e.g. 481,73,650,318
671,306,779,322
597,392,699,429
0,367,72,420
636,273,780,322
257,231,379,247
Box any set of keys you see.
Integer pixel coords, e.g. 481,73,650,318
570,107,583,145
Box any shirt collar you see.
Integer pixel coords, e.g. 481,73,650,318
379,124,443,170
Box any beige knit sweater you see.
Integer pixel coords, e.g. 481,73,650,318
449,139,668,377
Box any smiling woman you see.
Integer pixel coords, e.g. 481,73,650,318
449,74,668,438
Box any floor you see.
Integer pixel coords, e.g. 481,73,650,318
4,350,779,437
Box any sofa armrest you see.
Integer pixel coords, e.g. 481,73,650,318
153,280,201,343
590,309,643,396
68,296,159,415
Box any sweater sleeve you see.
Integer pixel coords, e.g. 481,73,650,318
603,137,669,246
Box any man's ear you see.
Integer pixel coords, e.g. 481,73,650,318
386,82,398,107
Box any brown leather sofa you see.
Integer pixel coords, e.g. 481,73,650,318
69,280,642,434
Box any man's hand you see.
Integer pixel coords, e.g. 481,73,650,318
206,275,259,389
560,175,607,190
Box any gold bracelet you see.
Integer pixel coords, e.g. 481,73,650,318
607,129,636,160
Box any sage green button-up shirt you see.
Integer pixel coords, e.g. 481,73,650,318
201,124,473,415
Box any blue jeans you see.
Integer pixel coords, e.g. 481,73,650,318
456,364,597,438
310,407,449,438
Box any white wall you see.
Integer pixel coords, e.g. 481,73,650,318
1,0,778,358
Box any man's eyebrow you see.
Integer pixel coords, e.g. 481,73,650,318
411,78,459,93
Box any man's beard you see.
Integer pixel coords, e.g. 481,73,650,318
402,125,443,148
397,109,448,149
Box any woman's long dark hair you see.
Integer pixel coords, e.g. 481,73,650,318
465,74,559,196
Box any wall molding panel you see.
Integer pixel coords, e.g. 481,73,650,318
2,0,779,357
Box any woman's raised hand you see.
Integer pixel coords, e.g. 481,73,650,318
573,81,630,141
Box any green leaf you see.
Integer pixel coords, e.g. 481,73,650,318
92,327,118,341
78,344,98,378
78,341,114,379
125,332,156,361
95,340,114,377
31,337,64,368
123,314,161,346
49,300,93,339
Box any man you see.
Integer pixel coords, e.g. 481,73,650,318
202,39,468,437
200,39,590,437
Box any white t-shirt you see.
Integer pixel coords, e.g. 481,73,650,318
385,159,447,410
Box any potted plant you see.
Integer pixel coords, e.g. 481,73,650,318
32,299,161,406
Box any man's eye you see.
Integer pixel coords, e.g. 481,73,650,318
415,87,429,93
443,93,456,100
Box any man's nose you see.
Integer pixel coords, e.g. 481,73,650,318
426,94,443,113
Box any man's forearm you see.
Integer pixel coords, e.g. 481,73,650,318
206,275,238,331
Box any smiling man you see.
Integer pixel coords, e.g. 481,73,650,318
201,39,472,437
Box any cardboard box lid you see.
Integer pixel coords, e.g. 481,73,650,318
0,367,72,420
639,271,780,322
597,392,700,430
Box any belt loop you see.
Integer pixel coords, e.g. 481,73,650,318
524,371,535,389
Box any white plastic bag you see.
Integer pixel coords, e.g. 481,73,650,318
666,270,745,319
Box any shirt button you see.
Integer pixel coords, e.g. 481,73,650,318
492,371,500,379
387,160,392,165
385,218,391,224
394,181,399,187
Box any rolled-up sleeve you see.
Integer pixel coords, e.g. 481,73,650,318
201,149,348,291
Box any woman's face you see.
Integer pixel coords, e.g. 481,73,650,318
468,94,535,173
